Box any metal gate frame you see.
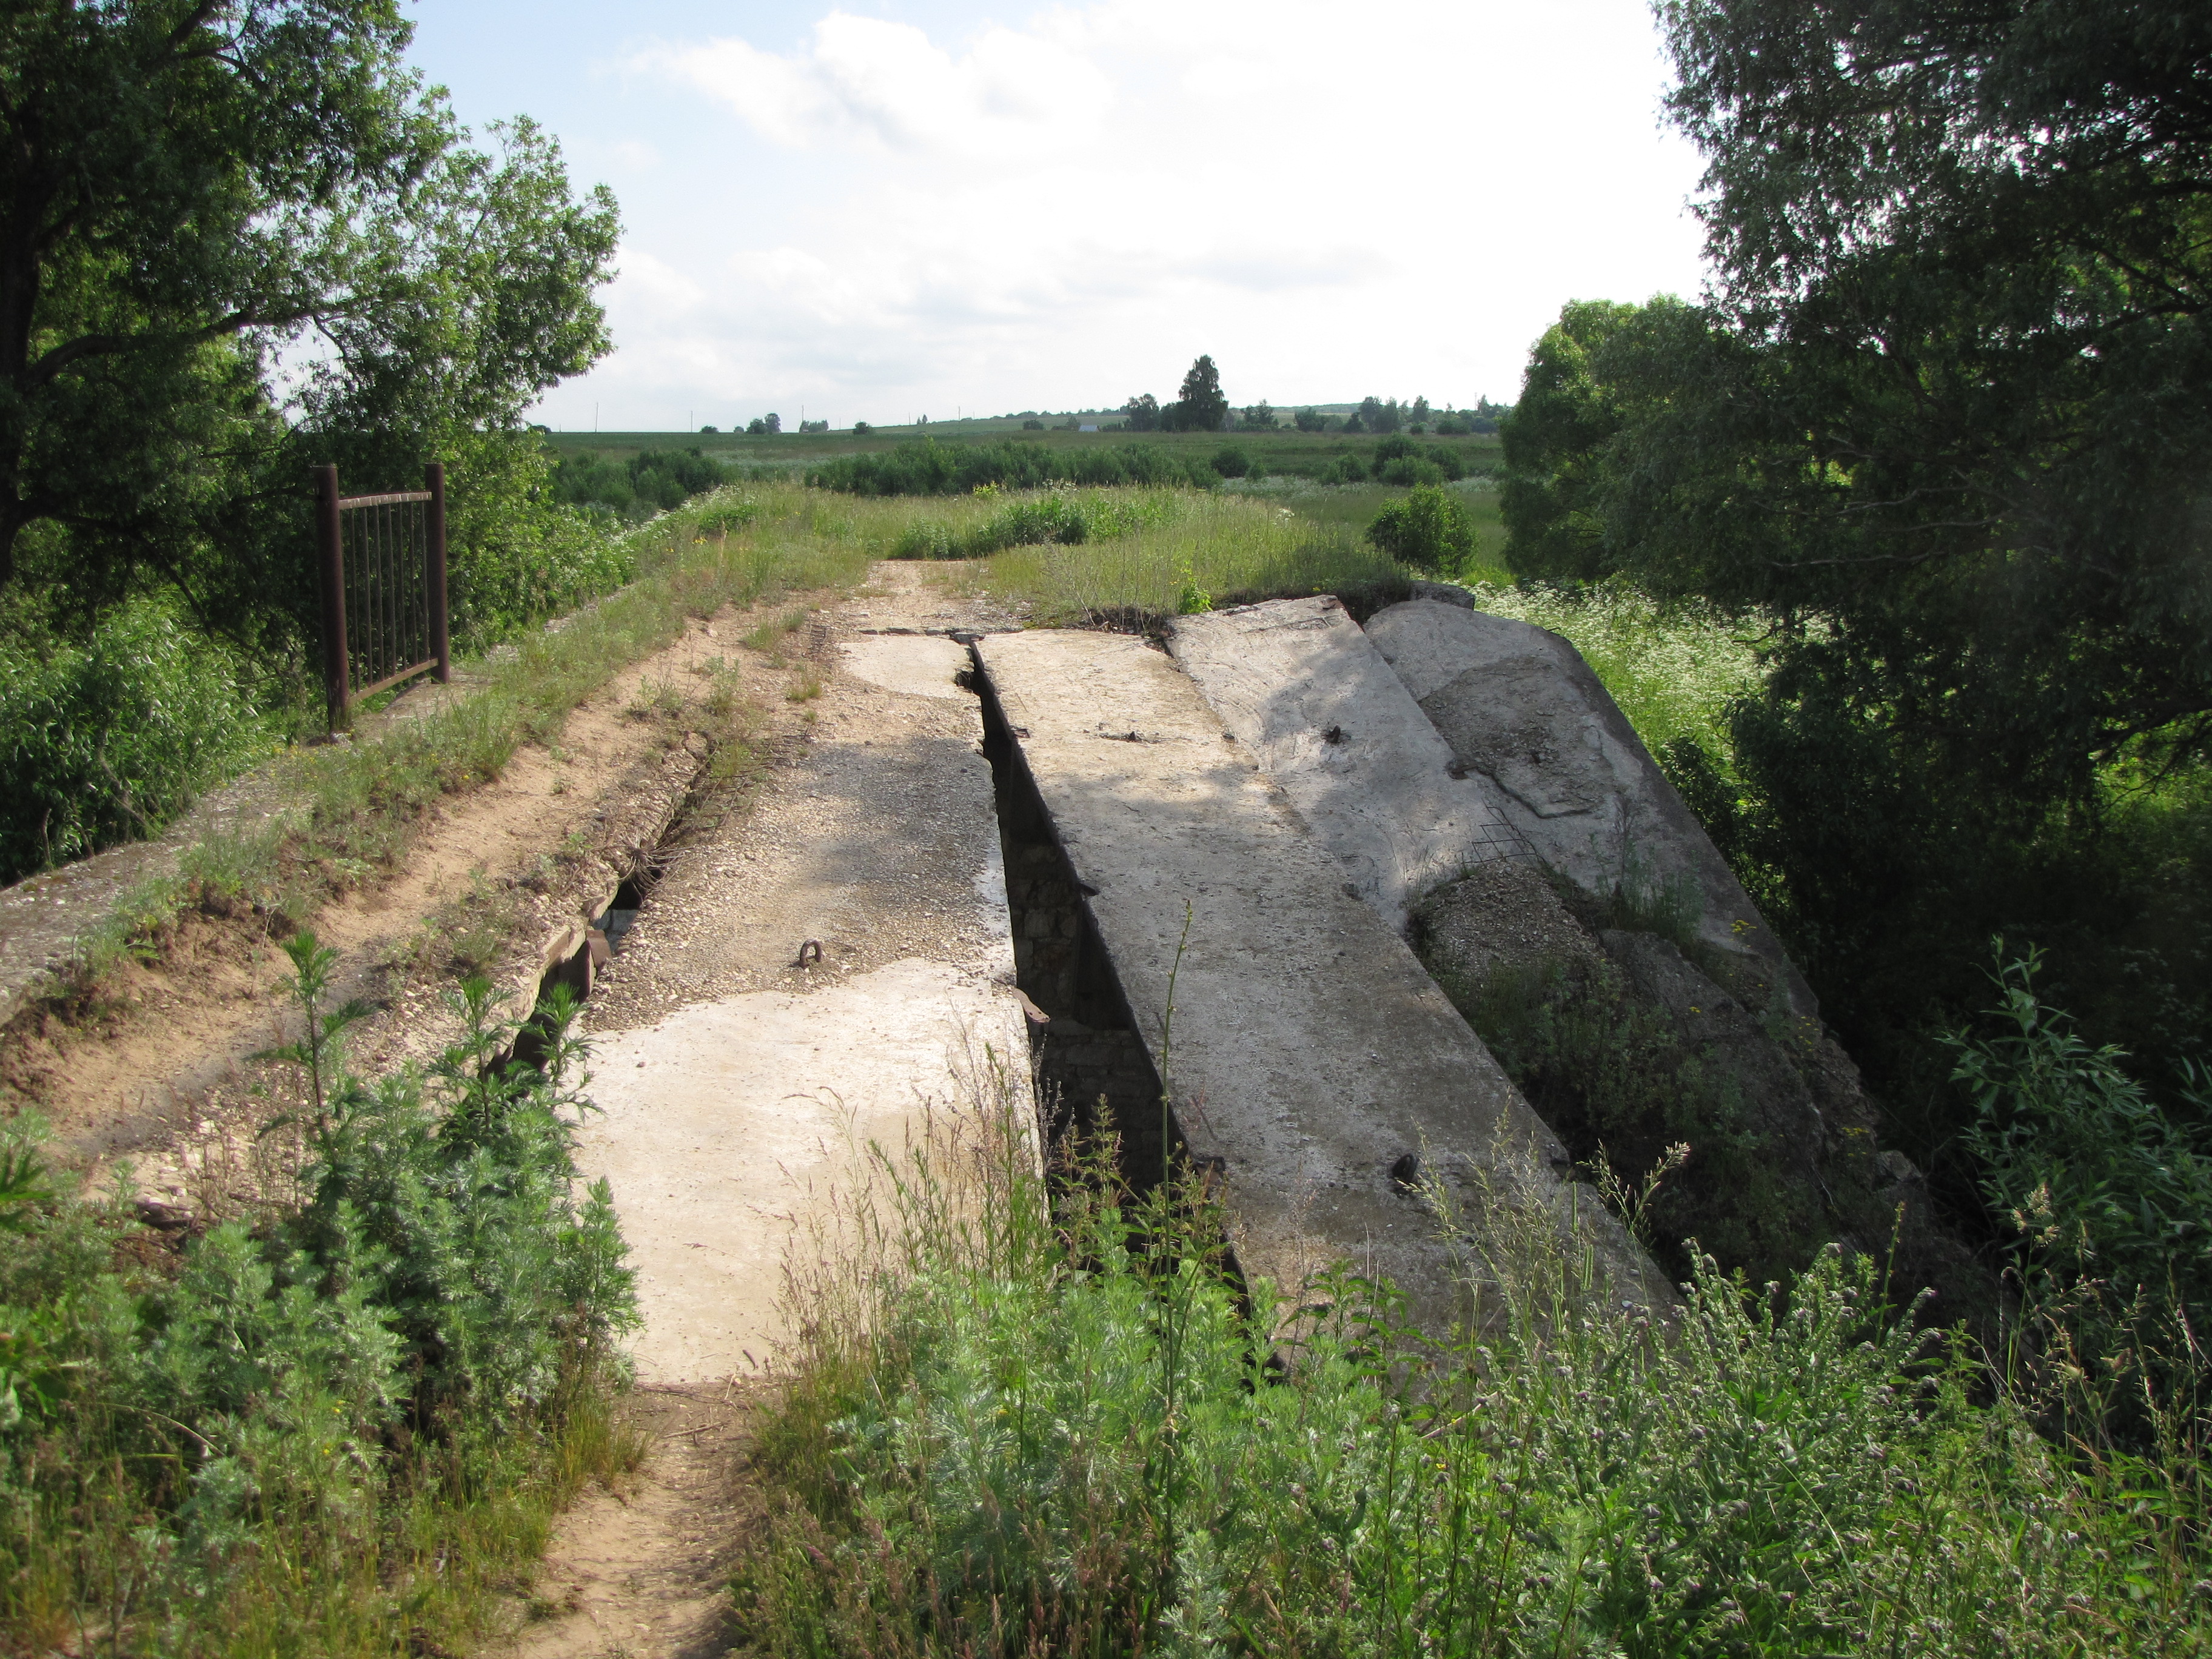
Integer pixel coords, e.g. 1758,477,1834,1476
314,463,451,731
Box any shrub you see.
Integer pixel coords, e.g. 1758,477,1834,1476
852,421,871,436
737,1082,2211,1655
1955,950,2212,1316
0,597,267,880
1319,453,1368,485
808,439,1213,496
1376,455,1447,487
1210,444,1252,478
1294,406,1329,432
1365,482,1475,572
0,936,635,1649
1022,418,1045,430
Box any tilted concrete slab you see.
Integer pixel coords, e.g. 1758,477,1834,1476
974,629,1671,1332
1166,595,1527,931
1366,600,1815,1013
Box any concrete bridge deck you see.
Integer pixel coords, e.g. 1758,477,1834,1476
975,628,1671,1331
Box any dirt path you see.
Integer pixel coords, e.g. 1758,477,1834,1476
506,1387,763,1659
0,586,831,1199
501,562,1031,1657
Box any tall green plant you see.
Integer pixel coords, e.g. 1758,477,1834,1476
0,938,635,1649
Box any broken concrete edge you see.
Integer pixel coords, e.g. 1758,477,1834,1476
973,628,1676,1338
1164,594,1535,935
1367,600,1818,1021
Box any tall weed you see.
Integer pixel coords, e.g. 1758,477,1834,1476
0,936,636,1654
0,597,270,880
1458,578,1768,773
738,1060,2210,1655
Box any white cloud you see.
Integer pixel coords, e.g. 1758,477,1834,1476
645,14,1114,159
544,0,1711,428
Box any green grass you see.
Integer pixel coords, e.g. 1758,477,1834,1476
732,1067,2212,1657
1450,578,1769,768
955,489,1410,624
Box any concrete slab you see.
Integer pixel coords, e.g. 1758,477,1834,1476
975,629,1670,1333
575,565,1032,1385
1166,595,1526,931
840,634,971,700
574,957,1027,1383
1366,601,1815,1013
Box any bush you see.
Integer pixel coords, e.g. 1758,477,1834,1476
0,936,635,1649
808,440,1215,496
1365,483,1475,572
1294,407,1329,432
1319,453,1367,485
1956,951,2212,1314
1376,455,1447,486
0,598,267,880
737,1088,2211,1655
890,490,1176,560
1022,418,1045,430
1210,444,1252,478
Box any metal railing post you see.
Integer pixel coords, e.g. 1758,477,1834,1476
425,461,451,683
315,464,349,731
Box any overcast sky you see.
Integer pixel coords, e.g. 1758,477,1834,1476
403,1,1712,432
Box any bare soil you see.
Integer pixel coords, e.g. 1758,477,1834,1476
503,1387,767,1659
0,586,837,1191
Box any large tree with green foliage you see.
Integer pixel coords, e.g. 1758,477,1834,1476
1168,355,1228,433
0,0,618,645
1504,1,2212,1130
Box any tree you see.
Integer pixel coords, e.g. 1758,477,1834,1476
1173,355,1228,432
1356,395,1403,435
1122,392,1159,432
0,1,617,638
1293,407,1327,433
1411,395,1431,424
1501,0,2212,1144
1239,401,1276,432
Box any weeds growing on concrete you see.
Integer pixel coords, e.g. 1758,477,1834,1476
733,1050,2211,1655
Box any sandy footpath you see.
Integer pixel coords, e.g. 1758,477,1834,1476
505,563,1034,1657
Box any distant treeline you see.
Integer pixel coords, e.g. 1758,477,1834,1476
552,446,742,517
806,440,1217,496
807,435,1498,497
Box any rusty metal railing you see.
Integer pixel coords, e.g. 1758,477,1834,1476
315,463,451,731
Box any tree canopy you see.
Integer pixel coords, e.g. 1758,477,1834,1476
1173,355,1228,432
0,0,618,643
1504,0,2212,1122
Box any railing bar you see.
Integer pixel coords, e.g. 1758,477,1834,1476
381,501,394,686
354,658,437,700
338,491,432,509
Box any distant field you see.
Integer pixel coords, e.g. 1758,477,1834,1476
539,424,1503,483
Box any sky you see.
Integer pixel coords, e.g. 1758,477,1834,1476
402,1,1714,433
